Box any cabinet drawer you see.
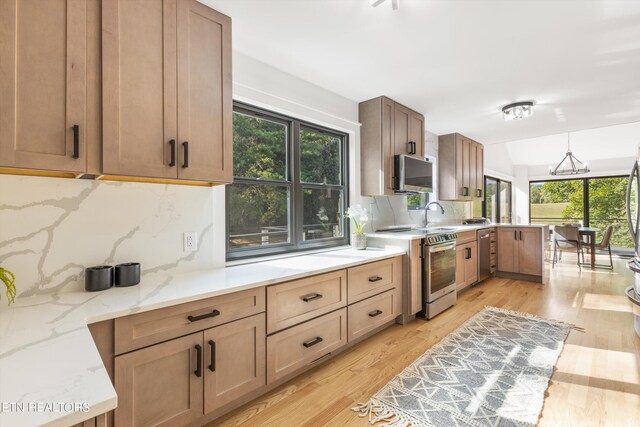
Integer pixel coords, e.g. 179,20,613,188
266,270,347,334
115,287,265,354
347,257,401,304
348,288,400,342
456,230,477,245
266,308,347,384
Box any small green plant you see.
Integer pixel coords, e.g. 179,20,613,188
0,267,16,306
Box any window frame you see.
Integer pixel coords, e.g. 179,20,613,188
226,102,349,260
480,175,512,223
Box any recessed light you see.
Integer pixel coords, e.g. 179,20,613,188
502,101,534,121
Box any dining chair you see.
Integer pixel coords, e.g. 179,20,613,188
584,225,614,270
553,225,584,269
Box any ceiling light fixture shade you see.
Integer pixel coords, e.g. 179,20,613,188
502,101,534,121
549,133,590,176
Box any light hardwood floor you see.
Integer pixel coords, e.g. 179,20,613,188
212,256,640,426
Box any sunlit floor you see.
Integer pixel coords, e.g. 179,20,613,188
212,255,640,427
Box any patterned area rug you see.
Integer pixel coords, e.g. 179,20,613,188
353,307,572,427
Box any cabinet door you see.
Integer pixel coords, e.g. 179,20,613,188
409,111,424,159
393,103,412,157
469,141,477,199
475,143,484,199
462,137,471,198
204,313,265,414
518,228,542,276
465,241,478,285
409,240,423,314
0,0,86,172
177,0,232,182
102,0,178,179
114,332,203,427
497,228,519,273
455,244,467,291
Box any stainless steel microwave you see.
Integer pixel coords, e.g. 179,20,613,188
393,155,433,193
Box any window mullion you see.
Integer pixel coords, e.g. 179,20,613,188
292,120,302,249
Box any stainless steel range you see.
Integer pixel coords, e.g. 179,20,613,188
418,231,458,319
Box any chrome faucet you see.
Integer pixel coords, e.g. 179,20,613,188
424,201,445,226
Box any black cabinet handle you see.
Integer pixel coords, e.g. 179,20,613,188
368,275,383,282
476,189,482,198
168,139,176,166
72,125,79,158
194,344,202,377
519,231,523,240
188,309,220,322
182,141,189,168
462,187,469,197
465,247,471,259
407,142,413,154
514,231,517,240
368,309,383,317
303,336,323,348
208,340,216,372
302,293,323,302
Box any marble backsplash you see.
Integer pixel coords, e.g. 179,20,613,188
362,195,472,231
0,175,221,302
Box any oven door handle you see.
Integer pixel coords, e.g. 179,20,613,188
428,242,456,253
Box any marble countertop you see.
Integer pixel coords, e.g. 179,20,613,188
367,223,549,240
0,247,404,427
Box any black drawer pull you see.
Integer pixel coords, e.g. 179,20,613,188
302,293,323,302
368,276,383,282
168,139,176,166
194,344,202,377
368,309,383,317
303,336,323,348
182,141,189,168
462,187,469,197
188,309,220,322
72,125,80,158
208,340,216,372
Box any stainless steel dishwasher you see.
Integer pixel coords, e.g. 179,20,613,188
478,229,491,282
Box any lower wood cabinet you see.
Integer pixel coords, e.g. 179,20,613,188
266,308,347,384
497,227,543,277
114,332,203,427
348,288,400,342
114,313,266,426
456,241,478,291
203,314,265,414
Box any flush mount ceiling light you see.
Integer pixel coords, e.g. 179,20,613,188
502,101,534,121
549,133,590,176
370,0,400,10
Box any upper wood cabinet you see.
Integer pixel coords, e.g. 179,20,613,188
359,96,425,196
438,133,484,201
102,0,232,183
0,0,87,173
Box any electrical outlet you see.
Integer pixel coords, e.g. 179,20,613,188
183,232,198,252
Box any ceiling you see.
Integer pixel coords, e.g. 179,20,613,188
204,0,640,144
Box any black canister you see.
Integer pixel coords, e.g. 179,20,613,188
85,266,114,292
115,262,141,287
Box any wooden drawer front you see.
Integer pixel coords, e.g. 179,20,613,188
266,270,346,334
348,288,400,342
266,308,347,384
456,230,477,245
347,256,401,304
115,287,265,354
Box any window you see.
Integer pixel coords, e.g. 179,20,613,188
529,176,631,249
473,176,512,223
226,103,348,259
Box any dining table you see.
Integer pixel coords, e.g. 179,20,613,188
549,225,600,268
